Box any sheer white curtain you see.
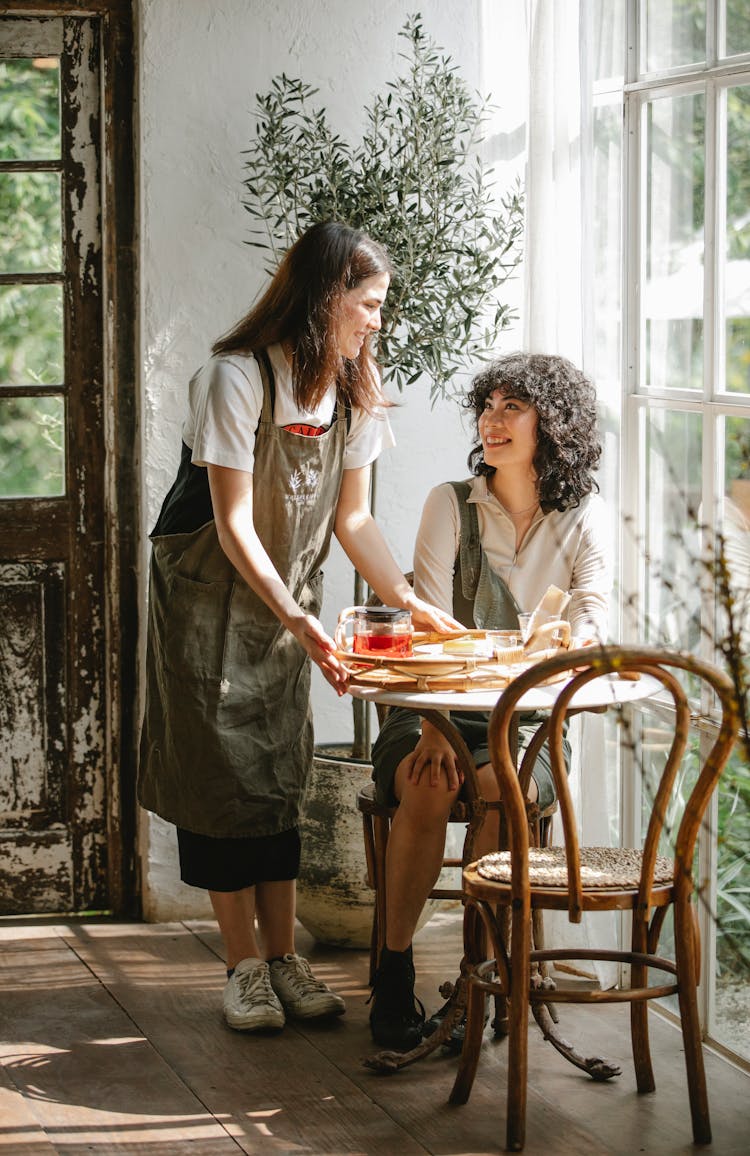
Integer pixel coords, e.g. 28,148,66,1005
523,0,583,362
523,0,618,985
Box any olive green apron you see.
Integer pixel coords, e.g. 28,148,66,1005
138,355,347,837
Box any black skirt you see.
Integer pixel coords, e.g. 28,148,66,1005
176,825,301,891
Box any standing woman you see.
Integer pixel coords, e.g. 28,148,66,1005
138,221,459,1033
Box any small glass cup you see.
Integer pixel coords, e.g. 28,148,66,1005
519,611,564,650
487,629,524,661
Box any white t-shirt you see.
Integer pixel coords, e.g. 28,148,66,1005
184,344,395,472
414,476,612,643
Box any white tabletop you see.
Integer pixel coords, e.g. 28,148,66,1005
348,671,663,714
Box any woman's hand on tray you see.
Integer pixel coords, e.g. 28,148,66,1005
400,593,463,634
291,613,350,695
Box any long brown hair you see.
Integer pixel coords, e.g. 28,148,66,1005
212,221,394,412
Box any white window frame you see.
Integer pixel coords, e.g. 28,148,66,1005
617,1,750,1050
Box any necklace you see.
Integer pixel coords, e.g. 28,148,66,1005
503,498,540,516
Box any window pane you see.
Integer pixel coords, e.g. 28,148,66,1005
592,102,623,393
726,85,750,396
0,284,63,386
0,395,65,498
0,58,60,161
0,172,61,274
722,415,750,657
592,0,626,82
726,0,750,57
714,744,750,1063
644,93,705,391
641,409,703,650
644,0,705,72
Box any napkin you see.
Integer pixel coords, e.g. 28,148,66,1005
524,585,571,653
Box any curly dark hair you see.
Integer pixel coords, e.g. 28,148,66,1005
464,352,601,512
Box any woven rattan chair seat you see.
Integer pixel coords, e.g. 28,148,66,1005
476,846,674,890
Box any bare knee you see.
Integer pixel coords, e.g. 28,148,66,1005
393,763,458,830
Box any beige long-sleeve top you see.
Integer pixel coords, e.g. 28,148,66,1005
413,476,612,643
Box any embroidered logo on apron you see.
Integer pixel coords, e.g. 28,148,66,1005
289,464,321,507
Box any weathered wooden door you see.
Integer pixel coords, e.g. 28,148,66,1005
0,14,113,913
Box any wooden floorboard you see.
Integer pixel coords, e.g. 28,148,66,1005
0,911,748,1154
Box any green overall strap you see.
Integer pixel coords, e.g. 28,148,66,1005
448,480,522,630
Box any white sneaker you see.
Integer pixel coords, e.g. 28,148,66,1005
269,953,346,1019
223,958,285,1032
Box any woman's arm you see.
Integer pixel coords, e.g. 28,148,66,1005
568,498,613,643
333,466,462,632
336,468,462,784
208,463,348,695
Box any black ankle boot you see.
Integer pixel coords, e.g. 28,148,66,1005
368,946,425,1052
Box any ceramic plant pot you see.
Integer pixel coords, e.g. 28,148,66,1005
296,743,450,948
295,744,376,948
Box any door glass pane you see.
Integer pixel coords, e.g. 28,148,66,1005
641,409,702,655
644,0,705,72
0,57,60,160
726,85,750,396
0,395,65,497
0,284,63,385
644,93,705,392
726,0,750,58
0,172,61,273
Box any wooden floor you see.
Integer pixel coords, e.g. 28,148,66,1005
1,909,748,1155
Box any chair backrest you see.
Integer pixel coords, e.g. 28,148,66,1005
487,645,741,923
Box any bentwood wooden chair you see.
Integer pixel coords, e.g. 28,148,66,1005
449,645,740,1152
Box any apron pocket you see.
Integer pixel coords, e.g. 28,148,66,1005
163,572,232,681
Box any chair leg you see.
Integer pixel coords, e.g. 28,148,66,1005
368,895,379,987
492,905,511,1037
630,915,655,1093
675,902,712,1144
450,900,488,1106
360,813,379,985
372,812,390,972
505,907,531,1152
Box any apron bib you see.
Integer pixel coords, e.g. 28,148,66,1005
138,352,347,837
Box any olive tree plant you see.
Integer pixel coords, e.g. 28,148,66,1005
242,13,523,402
240,13,523,757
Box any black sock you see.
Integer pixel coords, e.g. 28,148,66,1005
380,944,413,967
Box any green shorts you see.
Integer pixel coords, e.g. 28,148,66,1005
371,706,569,813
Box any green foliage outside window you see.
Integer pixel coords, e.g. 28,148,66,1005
0,57,64,496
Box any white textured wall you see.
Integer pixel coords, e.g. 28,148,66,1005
138,0,527,919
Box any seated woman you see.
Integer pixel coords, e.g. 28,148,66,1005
369,352,612,1051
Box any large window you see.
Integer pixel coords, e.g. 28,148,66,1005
588,0,750,1062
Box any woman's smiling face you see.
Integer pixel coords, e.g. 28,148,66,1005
478,389,539,472
336,272,390,359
